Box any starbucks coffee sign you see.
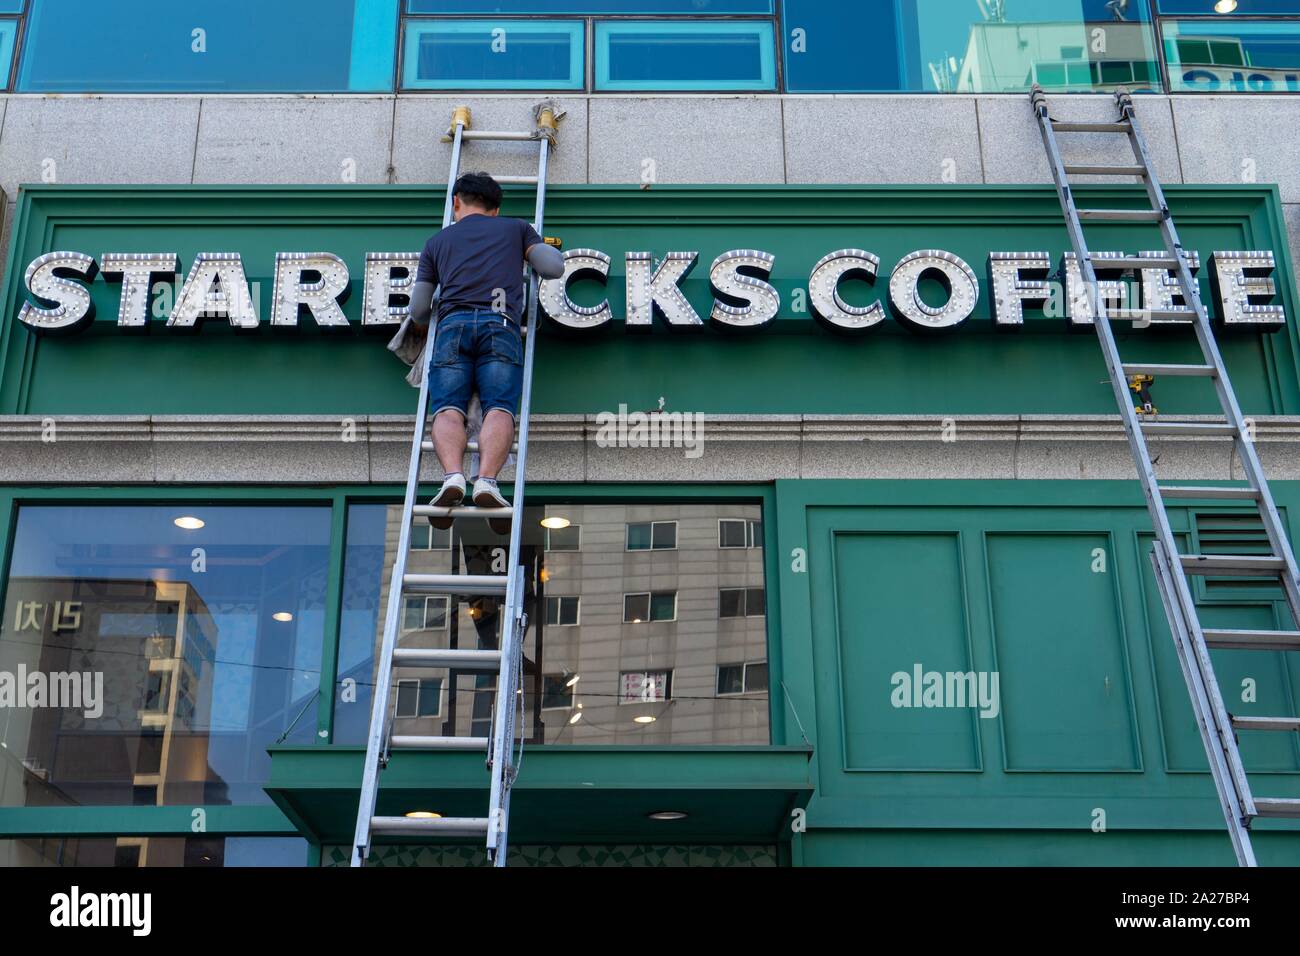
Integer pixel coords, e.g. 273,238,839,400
15,246,1286,335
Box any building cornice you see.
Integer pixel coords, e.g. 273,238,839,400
0,414,1295,484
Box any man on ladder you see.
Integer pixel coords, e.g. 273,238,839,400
408,171,565,534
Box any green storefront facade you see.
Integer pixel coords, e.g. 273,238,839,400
0,182,1298,866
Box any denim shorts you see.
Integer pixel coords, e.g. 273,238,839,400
427,308,524,423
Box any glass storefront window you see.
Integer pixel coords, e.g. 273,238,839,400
17,0,399,92
1162,18,1300,91
781,0,1159,93
0,505,330,808
1,836,308,867
595,19,776,90
402,19,584,89
336,502,770,746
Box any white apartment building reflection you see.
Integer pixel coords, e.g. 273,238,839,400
376,504,770,746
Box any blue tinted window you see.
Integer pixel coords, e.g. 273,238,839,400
1157,1,1300,11
0,19,16,89
1163,19,1300,91
403,19,584,88
596,20,775,90
18,0,398,92
0,505,331,807
409,1,771,11
781,0,1158,92
0,0,19,10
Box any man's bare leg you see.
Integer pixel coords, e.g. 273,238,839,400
433,409,469,475
476,408,516,480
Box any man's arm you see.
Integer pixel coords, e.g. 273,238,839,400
525,241,565,279
410,281,436,327
412,237,439,326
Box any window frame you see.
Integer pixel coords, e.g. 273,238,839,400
594,17,778,92
626,519,678,552
399,16,587,91
401,594,450,632
618,668,673,704
622,589,678,623
544,523,582,552
716,659,768,696
719,517,762,549
394,676,444,719
539,672,577,711
544,594,581,626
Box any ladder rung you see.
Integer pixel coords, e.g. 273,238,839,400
1051,121,1130,133
461,130,536,142
412,504,515,521
1120,309,1195,323
1204,628,1300,651
492,174,539,185
392,648,502,670
1158,485,1260,501
1078,208,1164,222
1252,799,1300,819
1140,421,1237,437
1179,554,1286,576
1121,363,1216,377
1231,715,1300,732
370,816,491,837
389,735,489,751
1094,256,1177,270
402,573,508,595
1065,163,1146,177
420,441,519,454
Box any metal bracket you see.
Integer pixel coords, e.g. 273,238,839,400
440,105,473,143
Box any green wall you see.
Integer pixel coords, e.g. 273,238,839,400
776,480,1300,865
1,183,1297,416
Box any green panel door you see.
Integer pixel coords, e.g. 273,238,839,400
985,532,1141,771
1137,533,1300,773
832,531,980,771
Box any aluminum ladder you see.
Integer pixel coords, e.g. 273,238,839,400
350,102,562,868
1030,85,1300,866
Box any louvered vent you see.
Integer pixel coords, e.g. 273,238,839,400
1194,511,1283,595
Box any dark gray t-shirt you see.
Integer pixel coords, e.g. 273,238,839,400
415,213,543,324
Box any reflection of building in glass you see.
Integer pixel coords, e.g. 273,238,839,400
1165,31,1300,92
0,577,219,866
368,504,769,747
949,21,1157,92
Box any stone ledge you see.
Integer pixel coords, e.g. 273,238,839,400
0,413,1295,484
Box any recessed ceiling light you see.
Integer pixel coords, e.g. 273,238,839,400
272,611,294,623
540,516,571,530
1214,0,1237,12
648,811,688,821
568,711,583,724
565,674,580,687
633,715,656,724
405,810,441,819
173,516,204,530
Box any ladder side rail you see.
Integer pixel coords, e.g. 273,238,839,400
349,119,468,867
486,133,550,862
1120,98,1300,623
1149,543,1258,866
1032,92,1259,822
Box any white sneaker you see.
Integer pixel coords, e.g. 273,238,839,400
472,478,513,535
428,473,466,530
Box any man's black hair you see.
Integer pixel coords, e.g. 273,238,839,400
453,171,503,211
